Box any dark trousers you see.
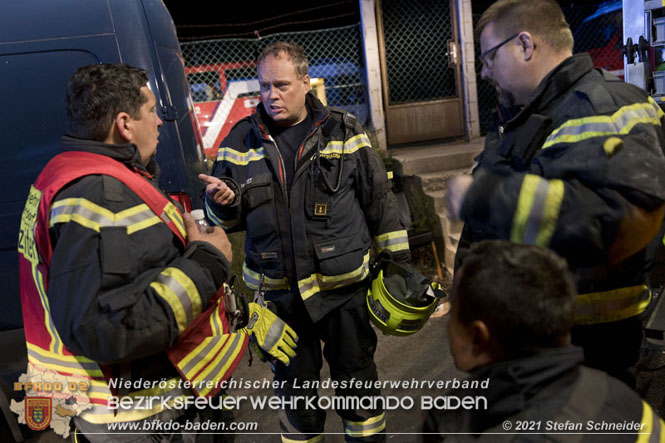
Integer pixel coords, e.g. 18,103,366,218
571,315,643,388
267,288,386,442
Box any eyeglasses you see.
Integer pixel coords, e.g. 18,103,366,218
479,33,519,68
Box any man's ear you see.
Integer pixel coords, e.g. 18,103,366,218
303,74,311,91
519,31,536,62
113,112,133,143
469,320,491,357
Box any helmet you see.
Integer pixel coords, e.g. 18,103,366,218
366,260,445,336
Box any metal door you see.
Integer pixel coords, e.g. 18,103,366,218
376,0,464,145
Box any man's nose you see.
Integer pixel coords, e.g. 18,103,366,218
269,86,279,99
480,63,490,81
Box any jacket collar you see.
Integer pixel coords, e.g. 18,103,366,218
455,346,583,431
60,135,158,178
507,53,593,128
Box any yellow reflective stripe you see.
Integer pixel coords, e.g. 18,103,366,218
281,436,323,443
298,251,370,301
205,199,240,230
27,344,103,378
281,435,323,443
320,133,371,156
50,199,162,234
344,412,386,437
163,202,186,239
374,229,409,253
242,261,290,290
179,302,227,380
535,179,564,246
542,100,663,149
217,147,266,165
195,333,246,397
635,400,660,443
30,264,63,354
574,285,650,325
150,267,202,333
510,175,564,247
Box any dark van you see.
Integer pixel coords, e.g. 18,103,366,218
0,1,204,439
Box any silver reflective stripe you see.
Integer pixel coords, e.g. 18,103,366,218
155,273,194,325
196,333,243,387
179,309,222,376
522,178,550,244
27,348,101,371
262,320,284,352
50,203,154,228
344,412,386,436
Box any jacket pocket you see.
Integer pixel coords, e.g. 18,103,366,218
243,173,277,239
313,231,369,278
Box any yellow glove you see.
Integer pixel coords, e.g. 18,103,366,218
242,302,298,365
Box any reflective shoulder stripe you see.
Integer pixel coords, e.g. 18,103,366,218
242,261,290,291
217,147,265,165
574,285,650,325
50,199,161,234
510,174,564,247
542,99,664,150
344,412,386,438
150,267,202,333
205,199,240,230
320,133,371,156
298,251,370,301
374,229,409,253
163,202,186,239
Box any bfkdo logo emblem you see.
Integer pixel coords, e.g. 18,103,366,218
25,397,52,431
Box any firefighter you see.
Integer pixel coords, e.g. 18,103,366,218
447,0,665,387
17,63,297,441
200,42,410,441
422,240,665,441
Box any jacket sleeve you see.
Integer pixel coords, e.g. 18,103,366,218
353,120,411,262
47,176,232,364
461,98,665,267
205,128,248,232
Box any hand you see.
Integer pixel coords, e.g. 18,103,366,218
446,175,473,220
199,173,235,206
242,302,298,366
183,212,232,263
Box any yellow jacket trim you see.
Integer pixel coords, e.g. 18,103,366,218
281,436,323,443
344,412,386,437
217,147,266,165
542,99,664,149
298,251,370,301
150,267,202,333
320,133,371,156
510,174,564,247
50,199,162,235
242,261,290,291
374,229,409,253
27,343,103,378
30,265,63,354
574,285,651,325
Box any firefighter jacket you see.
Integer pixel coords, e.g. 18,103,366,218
421,346,665,441
17,137,247,424
206,93,409,322
458,54,665,325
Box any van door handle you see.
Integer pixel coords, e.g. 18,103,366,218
161,104,178,121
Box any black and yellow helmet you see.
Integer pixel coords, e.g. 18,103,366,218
366,259,445,336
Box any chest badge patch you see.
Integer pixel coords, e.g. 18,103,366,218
314,203,328,217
